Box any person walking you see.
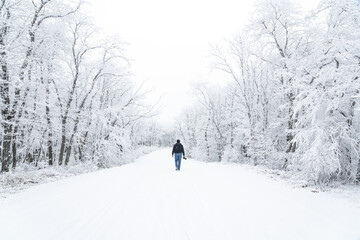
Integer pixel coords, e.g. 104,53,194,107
172,139,186,171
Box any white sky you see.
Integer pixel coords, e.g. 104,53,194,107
89,0,318,128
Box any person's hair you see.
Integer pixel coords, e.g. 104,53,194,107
177,139,180,143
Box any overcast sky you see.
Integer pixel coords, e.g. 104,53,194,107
89,0,318,128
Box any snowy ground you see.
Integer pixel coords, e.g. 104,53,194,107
0,146,157,197
0,149,359,240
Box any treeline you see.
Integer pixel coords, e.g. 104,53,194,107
0,0,153,172
131,121,175,147
177,0,360,184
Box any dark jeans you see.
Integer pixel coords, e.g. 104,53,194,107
175,153,182,170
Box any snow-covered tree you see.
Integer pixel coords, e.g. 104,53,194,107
0,0,156,172
179,0,360,184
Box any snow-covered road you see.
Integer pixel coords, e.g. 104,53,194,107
1,149,359,240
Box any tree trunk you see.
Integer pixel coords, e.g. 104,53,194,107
58,121,66,166
283,90,297,169
0,5,12,172
64,113,81,165
64,145,72,166
1,126,12,172
205,117,210,158
45,75,54,166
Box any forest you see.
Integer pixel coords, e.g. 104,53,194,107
1,0,360,186
176,0,360,184
0,0,163,174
